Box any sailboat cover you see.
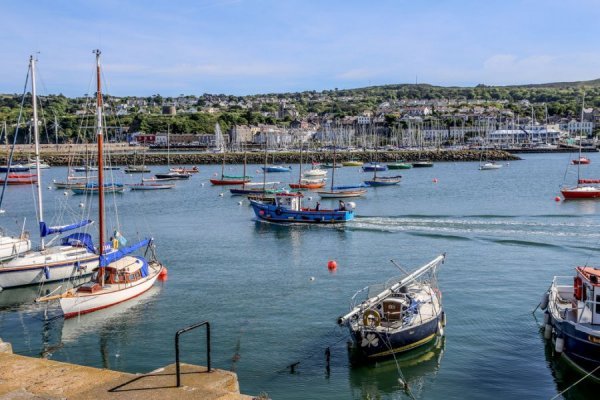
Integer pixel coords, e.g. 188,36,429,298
39,219,93,237
99,238,151,267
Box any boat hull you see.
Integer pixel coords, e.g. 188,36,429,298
0,255,97,289
289,182,326,189
317,189,367,198
349,314,441,360
71,185,125,195
210,179,251,185
561,187,600,199
387,163,412,169
412,162,434,168
364,177,401,186
262,166,291,173
0,166,29,173
250,201,354,223
60,261,162,318
362,165,387,172
342,161,363,167
155,173,190,180
128,184,174,190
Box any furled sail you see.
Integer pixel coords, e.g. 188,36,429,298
40,219,93,237
99,238,151,267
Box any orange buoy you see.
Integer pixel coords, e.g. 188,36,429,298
555,196,561,202
158,267,168,282
327,260,337,271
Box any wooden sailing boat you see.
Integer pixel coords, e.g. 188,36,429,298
561,94,600,199
210,151,251,185
317,141,366,198
36,50,165,317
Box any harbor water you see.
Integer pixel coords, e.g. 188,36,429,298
0,153,599,399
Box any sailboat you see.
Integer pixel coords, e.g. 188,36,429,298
210,151,251,185
561,95,600,199
229,152,279,195
317,142,367,198
36,50,165,317
0,122,28,173
289,142,326,189
479,133,502,170
0,55,98,290
154,124,191,180
364,140,401,186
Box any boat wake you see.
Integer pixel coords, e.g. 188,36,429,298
350,215,600,248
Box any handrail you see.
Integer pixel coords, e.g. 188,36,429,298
175,321,211,387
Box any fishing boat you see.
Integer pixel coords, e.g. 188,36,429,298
23,158,50,169
36,50,165,318
541,265,600,379
338,254,446,361
479,162,502,170
362,163,388,172
123,165,150,173
0,173,37,185
342,160,364,167
561,95,600,200
387,161,412,170
154,172,191,180
250,192,354,223
262,165,292,173
317,142,367,198
71,183,125,195
170,166,199,174
572,157,591,165
0,56,98,290
412,161,434,168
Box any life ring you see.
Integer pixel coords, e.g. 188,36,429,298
363,309,381,327
275,207,283,216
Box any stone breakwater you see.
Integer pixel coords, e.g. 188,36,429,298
3,149,520,166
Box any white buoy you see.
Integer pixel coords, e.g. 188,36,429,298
0,209,5,214
307,197,312,201
543,312,550,325
544,324,552,340
238,201,243,205
63,191,68,196
47,186,52,190
441,312,447,327
201,183,205,187
555,337,564,353
347,201,356,209
540,292,549,310
437,322,444,337
52,179,56,183
219,193,224,197
79,203,85,208
309,276,315,281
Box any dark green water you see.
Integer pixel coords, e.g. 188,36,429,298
1,153,599,399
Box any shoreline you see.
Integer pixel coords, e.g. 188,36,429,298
1,148,521,166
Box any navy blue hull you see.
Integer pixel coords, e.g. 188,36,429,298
350,315,441,360
250,201,353,223
550,316,600,378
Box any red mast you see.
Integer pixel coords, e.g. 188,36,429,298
95,49,106,285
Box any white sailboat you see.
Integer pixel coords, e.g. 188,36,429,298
0,56,98,290
37,50,165,318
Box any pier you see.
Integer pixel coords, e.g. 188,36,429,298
0,338,253,400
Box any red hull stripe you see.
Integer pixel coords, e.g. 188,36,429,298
63,284,153,319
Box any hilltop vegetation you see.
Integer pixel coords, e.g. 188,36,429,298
1,78,599,142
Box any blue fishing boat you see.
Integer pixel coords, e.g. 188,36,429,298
250,192,354,223
362,163,388,172
542,266,600,379
262,165,292,173
338,255,446,361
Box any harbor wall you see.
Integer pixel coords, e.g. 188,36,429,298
1,149,520,166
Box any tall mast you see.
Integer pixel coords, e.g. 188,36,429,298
298,141,303,185
94,50,105,276
331,134,336,190
30,56,45,250
578,93,585,184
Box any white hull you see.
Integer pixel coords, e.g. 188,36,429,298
317,190,367,198
479,163,502,170
60,260,162,318
0,246,97,289
0,236,31,262
303,169,327,177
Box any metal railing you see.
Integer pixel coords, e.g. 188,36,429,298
175,321,211,387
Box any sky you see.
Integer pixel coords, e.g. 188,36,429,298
2,0,600,97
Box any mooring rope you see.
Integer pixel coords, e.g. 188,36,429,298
549,365,600,400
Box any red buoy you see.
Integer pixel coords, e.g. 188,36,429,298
555,196,561,202
327,260,337,271
158,267,168,282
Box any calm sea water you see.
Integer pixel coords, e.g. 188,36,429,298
1,153,599,399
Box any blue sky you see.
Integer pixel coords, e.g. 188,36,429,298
2,0,600,96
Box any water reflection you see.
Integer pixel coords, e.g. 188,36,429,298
348,336,445,398
542,333,599,399
0,282,67,311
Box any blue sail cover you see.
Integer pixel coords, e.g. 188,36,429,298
60,233,95,253
40,219,93,237
99,238,150,267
